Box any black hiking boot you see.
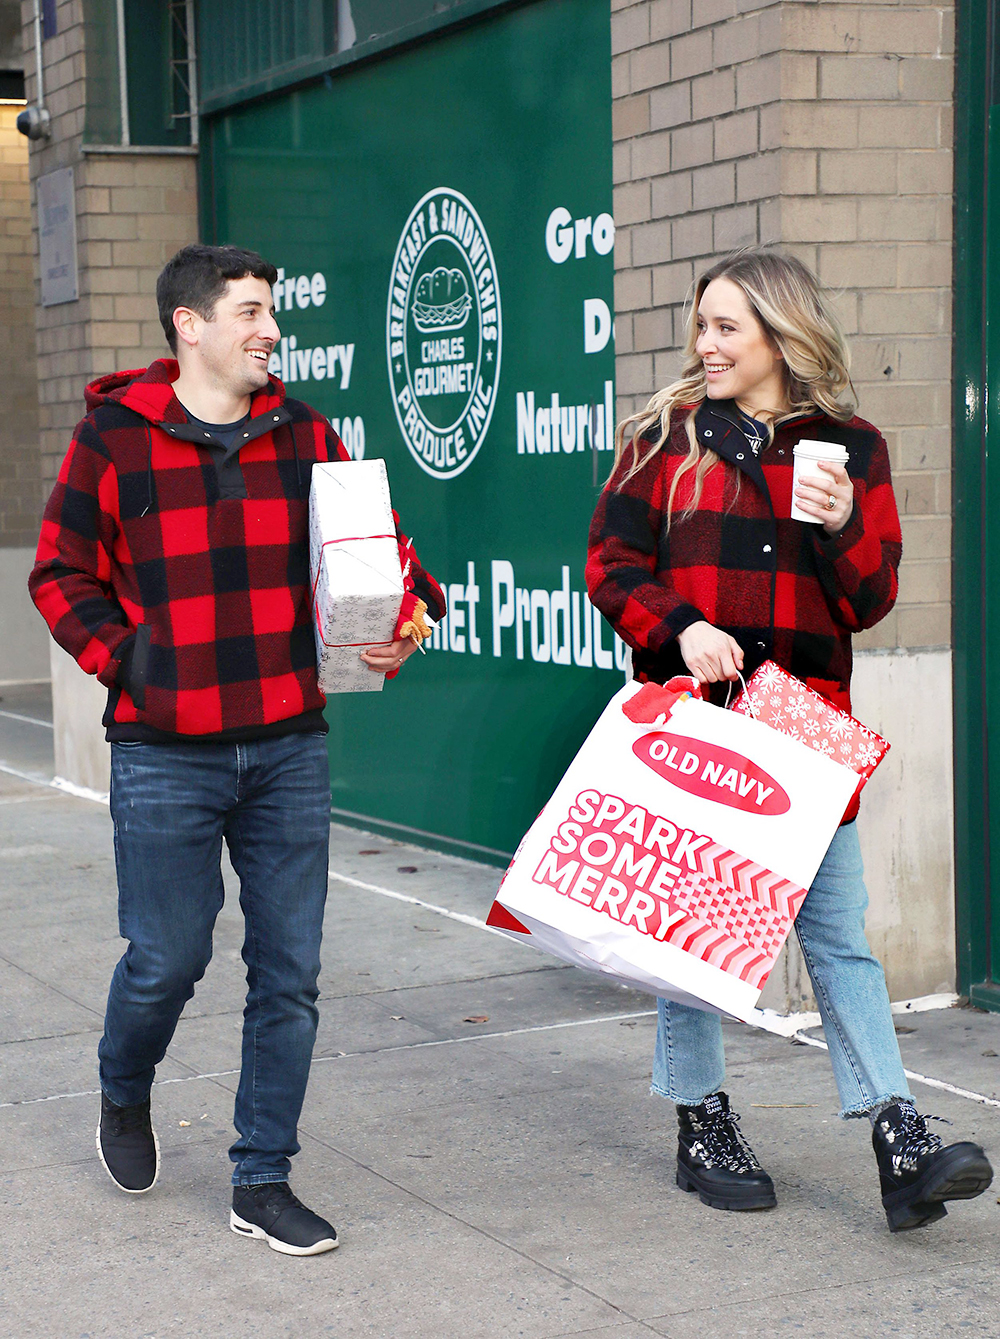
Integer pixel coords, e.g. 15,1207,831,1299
231,1182,339,1256
873,1102,993,1231
96,1091,160,1193
676,1091,776,1211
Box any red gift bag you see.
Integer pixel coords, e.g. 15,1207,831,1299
730,662,889,815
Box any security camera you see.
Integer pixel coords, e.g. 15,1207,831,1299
16,105,51,140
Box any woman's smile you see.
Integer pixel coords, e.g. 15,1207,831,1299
696,276,787,414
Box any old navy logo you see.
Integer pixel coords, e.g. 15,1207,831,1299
632,732,790,816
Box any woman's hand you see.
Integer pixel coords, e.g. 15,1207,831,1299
677,621,744,685
795,461,855,535
360,638,419,674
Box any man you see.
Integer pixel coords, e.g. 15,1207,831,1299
30,244,445,1256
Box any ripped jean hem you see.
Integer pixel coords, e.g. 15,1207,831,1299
650,1081,722,1107
839,1092,914,1121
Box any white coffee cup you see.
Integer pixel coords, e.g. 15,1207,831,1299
791,440,850,523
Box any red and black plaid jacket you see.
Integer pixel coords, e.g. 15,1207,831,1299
30,360,445,741
586,400,901,719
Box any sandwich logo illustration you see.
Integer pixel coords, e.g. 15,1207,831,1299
411,267,472,332
387,188,502,479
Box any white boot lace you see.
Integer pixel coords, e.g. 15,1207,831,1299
692,1106,762,1174
878,1104,948,1177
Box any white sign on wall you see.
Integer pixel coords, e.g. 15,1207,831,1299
38,167,78,307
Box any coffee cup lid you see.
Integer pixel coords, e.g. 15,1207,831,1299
793,439,849,460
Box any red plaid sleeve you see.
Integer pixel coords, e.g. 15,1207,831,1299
586,446,706,653
810,429,901,631
386,517,446,681
393,515,446,633
28,420,132,685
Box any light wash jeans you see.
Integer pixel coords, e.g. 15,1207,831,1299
651,821,913,1118
100,733,331,1184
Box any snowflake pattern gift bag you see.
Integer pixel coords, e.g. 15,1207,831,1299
487,677,869,1021
730,662,889,816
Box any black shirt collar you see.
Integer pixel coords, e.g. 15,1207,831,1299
694,400,820,478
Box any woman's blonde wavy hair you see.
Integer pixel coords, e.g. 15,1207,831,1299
612,248,856,520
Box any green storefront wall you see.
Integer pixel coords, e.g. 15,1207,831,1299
202,0,622,861
954,0,1000,1009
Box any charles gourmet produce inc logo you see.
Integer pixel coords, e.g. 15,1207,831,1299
387,188,501,479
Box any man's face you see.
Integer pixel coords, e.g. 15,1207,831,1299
179,275,280,398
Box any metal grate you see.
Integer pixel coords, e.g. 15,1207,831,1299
169,0,198,146
196,0,333,106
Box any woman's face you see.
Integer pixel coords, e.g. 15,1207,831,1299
695,276,788,414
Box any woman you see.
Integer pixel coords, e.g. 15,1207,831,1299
586,248,992,1232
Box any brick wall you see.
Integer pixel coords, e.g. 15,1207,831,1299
23,0,199,493
0,102,41,545
611,0,954,653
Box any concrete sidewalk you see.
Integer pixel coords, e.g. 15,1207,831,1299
2,682,999,1338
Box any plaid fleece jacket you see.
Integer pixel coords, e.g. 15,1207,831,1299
586,400,901,720
30,360,446,740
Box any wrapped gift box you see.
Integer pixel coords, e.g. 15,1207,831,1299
730,662,889,796
309,459,404,694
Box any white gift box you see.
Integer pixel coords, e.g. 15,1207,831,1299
308,459,405,694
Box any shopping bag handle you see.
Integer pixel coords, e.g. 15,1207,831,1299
724,669,757,718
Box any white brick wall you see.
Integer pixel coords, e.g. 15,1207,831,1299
23,0,199,492
0,103,41,544
611,0,954,656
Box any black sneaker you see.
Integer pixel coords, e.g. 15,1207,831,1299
676,1091,777,1211
96,1091,160,1193
873,1102,993,1232
231,1183,339,1256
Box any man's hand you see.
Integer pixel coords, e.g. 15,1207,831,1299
676,621,744,685
360,638,420,674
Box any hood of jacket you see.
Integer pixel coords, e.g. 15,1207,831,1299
84,358,287,424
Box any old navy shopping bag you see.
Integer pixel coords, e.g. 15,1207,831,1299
487,678,862,1022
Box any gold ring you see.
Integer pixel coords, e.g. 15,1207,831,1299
827,495,836,510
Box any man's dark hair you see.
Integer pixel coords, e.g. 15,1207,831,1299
156,244,279,353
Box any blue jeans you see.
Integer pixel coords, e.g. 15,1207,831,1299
99,733,331,1184
651,822,913,1118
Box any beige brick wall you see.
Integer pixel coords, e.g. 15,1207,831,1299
0,102,41,545
23,0,199,492
611,0,954,654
